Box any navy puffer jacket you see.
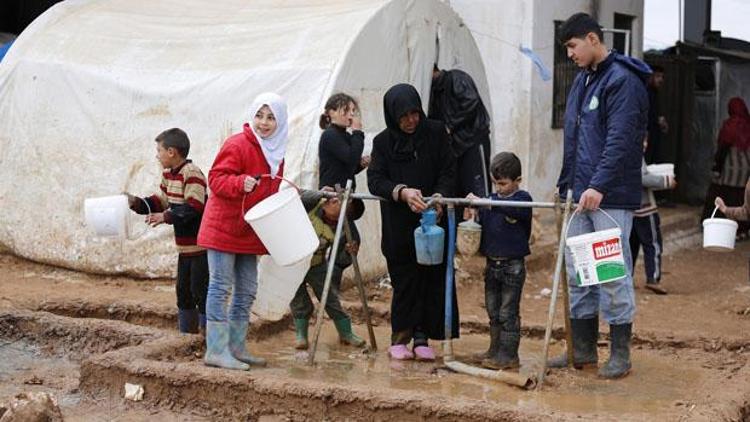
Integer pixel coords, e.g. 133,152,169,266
557,51,651,210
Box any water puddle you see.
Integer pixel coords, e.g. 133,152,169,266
249,324,704,417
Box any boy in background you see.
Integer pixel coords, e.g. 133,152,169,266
630,140,676,295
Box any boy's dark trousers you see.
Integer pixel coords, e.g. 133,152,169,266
630,213,663,284
290,264,348,322
176,253,209,333
485,257,526,348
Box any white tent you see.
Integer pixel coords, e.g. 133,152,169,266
0,0,489,279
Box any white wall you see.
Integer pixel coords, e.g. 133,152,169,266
443,0,535,192
449,0,645,204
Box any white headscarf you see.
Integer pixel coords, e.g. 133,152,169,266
250,92,288,177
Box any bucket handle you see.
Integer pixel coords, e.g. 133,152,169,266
710,205,719,219
127,197,152,240
563,208,622,241
240,174,302,224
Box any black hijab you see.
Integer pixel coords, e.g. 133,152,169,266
383,84,427,160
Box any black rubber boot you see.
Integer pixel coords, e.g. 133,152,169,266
598,323,632,379
482,329,520,370
548,318,599,369
474,323,501,361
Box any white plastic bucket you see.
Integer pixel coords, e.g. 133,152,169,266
703,206,738,252
252,254,312,321
646,163,675,178
84,195,130,237
565,210,627,287
84,194,150,239
244,188,318,266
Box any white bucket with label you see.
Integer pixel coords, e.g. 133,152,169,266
244,188,318,266
252,253,312,321
565,210,627,287
84,194,150,239
703,206,738,252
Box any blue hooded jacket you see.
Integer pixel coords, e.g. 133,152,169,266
557,51,652,210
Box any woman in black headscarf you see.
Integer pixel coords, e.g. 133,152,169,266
367,84,459,361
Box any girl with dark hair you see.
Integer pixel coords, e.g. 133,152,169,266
318,93,369,190
289,93,370,350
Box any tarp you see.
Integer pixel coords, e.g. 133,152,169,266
0,41,13,62
0,0,489,278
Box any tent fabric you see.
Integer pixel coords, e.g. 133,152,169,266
0,0,489,278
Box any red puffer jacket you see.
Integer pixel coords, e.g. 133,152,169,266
198,124,283,254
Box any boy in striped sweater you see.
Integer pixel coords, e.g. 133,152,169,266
630,141,676,295
126,128,209,334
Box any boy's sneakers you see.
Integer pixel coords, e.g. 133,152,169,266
388,344,414,360
645,281,668,295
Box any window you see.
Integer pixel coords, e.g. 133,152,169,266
613,13,634,56
552,20,578,129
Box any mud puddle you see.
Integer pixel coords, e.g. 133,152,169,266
0,340,82,414
245,324,706,419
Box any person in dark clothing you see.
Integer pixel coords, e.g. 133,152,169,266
644,65,668,164
290,189,366,350
464,152,532,371
702,97,750,238
318,93,369,191
549,13,651,380
367,83,458,361
317,92,369,257
430,65,491,198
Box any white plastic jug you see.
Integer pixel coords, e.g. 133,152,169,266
646,163,674,178
703,206,738,252
244,188,318,266
565,210,627,287
84,195,149,239
252,253,312,321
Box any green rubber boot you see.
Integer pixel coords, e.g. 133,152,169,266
333,318,365,347
294,318,309,350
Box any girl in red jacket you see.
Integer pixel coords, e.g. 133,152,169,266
198,93,287,370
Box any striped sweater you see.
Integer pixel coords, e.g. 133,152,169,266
131,160,207,256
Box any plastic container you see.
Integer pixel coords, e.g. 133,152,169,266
646,163,675,179
244,188,318,266
414,209,445,265
703,206,738,252
252,253,312,321
565,210,627,287
84,194,149,239
456,219,482,257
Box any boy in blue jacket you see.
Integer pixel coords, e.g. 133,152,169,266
549,13,651,379
465,152,532,370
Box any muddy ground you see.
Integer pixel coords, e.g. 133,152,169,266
1,209,750,421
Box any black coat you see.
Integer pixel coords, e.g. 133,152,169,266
368,84,459,340
318,125,365,190
429,69,490,157
368,85,456,264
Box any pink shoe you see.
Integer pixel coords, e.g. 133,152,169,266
414,345,436,361
389,344,415,360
